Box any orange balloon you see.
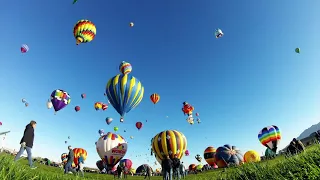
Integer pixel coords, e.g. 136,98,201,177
150,93,160,104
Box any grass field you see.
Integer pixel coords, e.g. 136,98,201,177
0,145,320,180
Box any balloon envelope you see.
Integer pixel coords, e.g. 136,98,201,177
244,150,261,162
96,132,128,169
151,130,187,164
105,74,144,118
50,89,71,112
258,125,281,152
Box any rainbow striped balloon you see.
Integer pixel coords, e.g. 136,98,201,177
119,61,132,75
258,125,281,152
73,19,96,45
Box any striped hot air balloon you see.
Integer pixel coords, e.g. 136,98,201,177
73,148,87,166
73,19,96,45
61,153,68,164
105,74,144,121
258,125,281,153
21,44,29,53
204,146,216,166
119,61,132,75
151,130,187,164
150,93,160,104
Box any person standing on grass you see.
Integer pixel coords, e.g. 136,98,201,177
179,162,185,179
77,155,85,177
64,146,77,175
162,155,173,180
117,164,123,179
143,164,152,180
14,120,37,169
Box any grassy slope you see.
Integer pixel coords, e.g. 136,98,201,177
0,145,320,180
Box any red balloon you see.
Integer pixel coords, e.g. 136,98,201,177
136,122,143,130
75,106,80,112
81,93,86,98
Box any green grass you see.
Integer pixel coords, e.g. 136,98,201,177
1,145,320,179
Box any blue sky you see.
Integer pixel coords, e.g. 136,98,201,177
1,0,320,169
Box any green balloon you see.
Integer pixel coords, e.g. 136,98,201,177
114,127,119,131
295,48,300,53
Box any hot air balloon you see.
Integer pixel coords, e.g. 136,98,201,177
130,136,133,139
0,122,2,126
258,125,281,153
197,118,201,124
21,44,29,53
195,154,202,162
151,130,187,164
73,0,78,4
214,28,223,38
68,136,70,139
96,132,128,170
94,102,103,110
295,48,300,53
185,150,189,156
73,19,96,45
129,22,134,27
244,150,261,163
96,160,105,171
150,93,160,104
182,102,194,117
81,93,86,99
265,148,276,159
105,74,144,121
75,106,80,112
98,129,104,136
196,113,199,116
50,89,71,114
136,164,152,173
196,164,203,171
136,122,143,130
73,148,87,166
47,99,53,109
61,153,68,164
65,141,67,144
102,103,108,110
204,146,217,166
114,127,119,132
215,144,244,168
119,61,132,75
25,103,29,107
106,117,113,125
120,159,133,169
22,98,27,103
186,117,194,125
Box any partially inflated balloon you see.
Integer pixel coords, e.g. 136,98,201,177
244,150,260,163
215,144,244,168
120,159,133,169
204,146,216,166
151,130,187,164
106,74,144,120
96,132,128,169
61,153,68,164
50,89,71,113
73,19,96,45
258,125,281,152
73,148,87,166
96,160,105,171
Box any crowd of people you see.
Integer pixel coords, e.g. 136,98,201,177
161,155,187,180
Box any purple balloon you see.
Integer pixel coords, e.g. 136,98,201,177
50,89,71,112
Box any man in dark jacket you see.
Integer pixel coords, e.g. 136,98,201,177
172,154,181,180
162,155,173,180
64,146,77,175
14,121,37,169
143,164,151,179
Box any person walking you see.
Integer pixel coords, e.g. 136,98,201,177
172,155,181,180
117,165,123,179
64,146,77,175
162,155,173,180
179,162,185,179
77,155,85,177
144,164,151,180
14,120,37,169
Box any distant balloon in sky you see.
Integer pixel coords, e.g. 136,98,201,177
295,48,300,53
119,61,132,75
214,28,223,38
47,99,53,109
50,89,71,114
73,19,96,45
106,117,113,125
21,44,29,53
81,93,86,99
75,106,80,112
129,22,134,27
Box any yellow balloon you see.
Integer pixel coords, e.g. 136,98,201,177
244,150,260,163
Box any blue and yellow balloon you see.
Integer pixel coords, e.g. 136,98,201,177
105,68,144,121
